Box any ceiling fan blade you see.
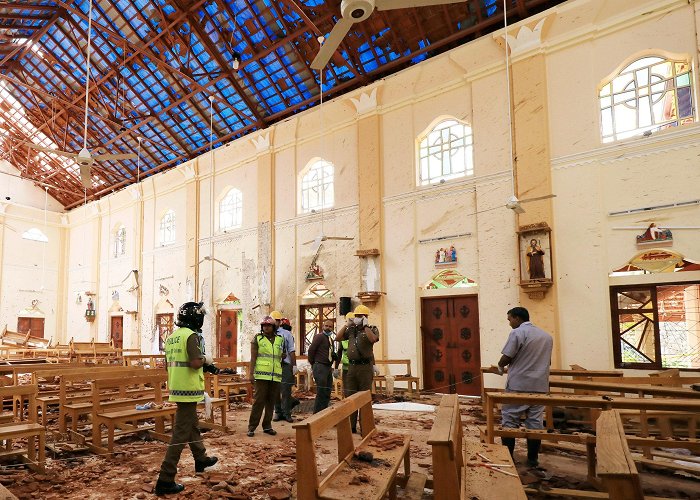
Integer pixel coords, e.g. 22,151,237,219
24,142,78,159
324,237,354,241
94,153,138,161
80,163,92,188
520,194,557,204
377,0,466,10
310,17,354,70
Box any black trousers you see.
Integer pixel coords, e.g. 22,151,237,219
312,363,333,413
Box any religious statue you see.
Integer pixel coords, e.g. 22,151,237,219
449,246,457,262
526,238,546,280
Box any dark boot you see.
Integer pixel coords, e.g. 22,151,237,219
526,439,541,467
194,456,218,473
501,437,516,458
155,480,185,496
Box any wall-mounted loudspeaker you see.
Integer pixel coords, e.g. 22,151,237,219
339,296,352,316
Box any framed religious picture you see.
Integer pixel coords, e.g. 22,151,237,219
517,223,553,298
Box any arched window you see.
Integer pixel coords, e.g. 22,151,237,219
219,188,242,230
418,119,474,186
599,55,695,143
300,159,334,213
22,228,48,242
113,225,126,257
159,210,175,246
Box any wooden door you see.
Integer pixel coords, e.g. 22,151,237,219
421,296,481,396
17,317,45,338
156,313,174,353
110,316,123,349
216,310,238,360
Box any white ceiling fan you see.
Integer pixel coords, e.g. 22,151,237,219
311,0,469,70
24,0,135,189
506,194,557,214
302,233,354,249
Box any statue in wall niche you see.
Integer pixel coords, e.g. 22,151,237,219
526,238,546,280
450,246,457,262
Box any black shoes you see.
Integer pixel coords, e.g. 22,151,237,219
263,428,277,435
155,480,185,496
284,416,294,423
247,430,254,437
272,414,282,422
194,456,218,473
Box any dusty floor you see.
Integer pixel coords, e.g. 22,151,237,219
1,394,699,499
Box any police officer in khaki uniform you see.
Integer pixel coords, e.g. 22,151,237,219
155,302,219,496
335,305,379,433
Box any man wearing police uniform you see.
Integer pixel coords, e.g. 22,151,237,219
336,305,379,433
155,302,219,496
247,316,285,437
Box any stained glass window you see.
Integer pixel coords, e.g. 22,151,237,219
301,160,334,213
114,226,126,257
300,304,336,354
219,188,243,230
425,270,476,289
418,119,474,185
599,56,695,143
611,284,700,369
302,282,334,299
159,210,175,246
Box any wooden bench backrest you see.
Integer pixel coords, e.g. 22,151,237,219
374,359,412,376
595,410,643,500
293,391,375,495
91,373,167,412
427,394,462,497
123,354,166,367
0,384,39,422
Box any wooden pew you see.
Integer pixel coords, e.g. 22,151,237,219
372,359,420,395
428,394,524,500
293,391,413,499
208,361,252,404
122,354,166,368
595,410,644,500
52,367,149,431
0,326,29,347
89,373,228,454
0,385,45,472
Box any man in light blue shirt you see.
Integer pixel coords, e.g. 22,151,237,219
270,312,299,423
496,307,553,468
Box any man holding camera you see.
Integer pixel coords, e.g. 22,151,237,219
336,305,379,433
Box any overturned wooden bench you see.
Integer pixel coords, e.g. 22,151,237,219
429,394,524,500
293,390,414,499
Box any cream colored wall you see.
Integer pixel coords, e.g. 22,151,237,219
2,0,696,383
549,0,700,370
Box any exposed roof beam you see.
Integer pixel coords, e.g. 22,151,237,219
0,10,61,67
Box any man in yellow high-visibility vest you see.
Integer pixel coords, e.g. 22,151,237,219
247,316,285,437
155,302,219,496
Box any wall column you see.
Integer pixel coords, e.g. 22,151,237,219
506,19,561,367
254,131,275,315
352,87,387,359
